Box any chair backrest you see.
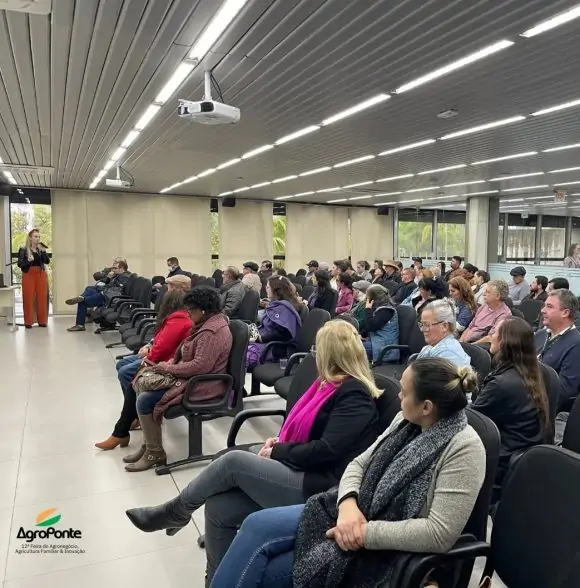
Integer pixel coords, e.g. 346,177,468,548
295,308,331,352
151,275,165,286
490,446,580,588
383,280,399,296
372,372,401,431
520,298,544,327
226,320,250,408
540,362,560,444
287,273,296,281
202,277,216,287
505,296,513,308
260,277,268,299
460,343,492,388
285,354,319,415
302,284,314,300
297,303,309,323
511,308,524,320
236,290,260,323
395,305,423,356
294,275,306,287
182,271,193,278
293,282,303,296
336,313,359,331
328,288,338,316
154,284,168,312
134,276,153,307
124,273,139,297
562,394,580,453
212,269,223,289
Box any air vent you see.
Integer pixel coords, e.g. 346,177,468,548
0,164,53,176
0,0,52,14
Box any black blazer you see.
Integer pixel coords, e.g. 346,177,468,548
310,287,336,315
471,364,544,483
17,247,50,273
271,378,380,498
392,281,417,305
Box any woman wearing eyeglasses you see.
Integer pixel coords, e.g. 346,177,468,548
416,300,471,368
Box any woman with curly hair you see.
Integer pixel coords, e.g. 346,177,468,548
124,286,232,472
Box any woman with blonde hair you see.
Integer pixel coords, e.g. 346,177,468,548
17,228,50,328
125,320,382,583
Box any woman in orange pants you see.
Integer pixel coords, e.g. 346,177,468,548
17,229,50,328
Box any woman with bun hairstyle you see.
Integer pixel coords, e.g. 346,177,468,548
209,358,486,588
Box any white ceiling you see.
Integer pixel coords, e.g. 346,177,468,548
1,0,580,216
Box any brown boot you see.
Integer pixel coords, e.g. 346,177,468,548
123,444,146,464
125,414,166,472
94,436,130,450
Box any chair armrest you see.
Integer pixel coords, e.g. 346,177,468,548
117,300,145,313
130,309,157,327
259,340,297,362
227,408,287,447
107,294,132,308
182,374,234,412
373,344,410,366
285,352,308,376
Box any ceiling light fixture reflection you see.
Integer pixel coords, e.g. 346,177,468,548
275,125,320,145
471,151,538,165
443,180,486,188
241,145,273,159
489,172,545,181
440,116,526,140
542,143,580,153
299,166,332,177
520,4,580,38
417,164,467,175
333,155,375,168
395,40,514,93
379,139,436,156
501,185,549,192
531,98,580,117
321,94,390,126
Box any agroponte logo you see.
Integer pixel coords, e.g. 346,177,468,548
17,508,82,543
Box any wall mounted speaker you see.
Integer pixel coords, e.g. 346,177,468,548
376,206,390,216
222,196,236,208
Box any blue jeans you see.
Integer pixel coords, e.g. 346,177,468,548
76,290,105,326
112,355,142,437
135,389,167,415
210,505,304,588
363,338,373,360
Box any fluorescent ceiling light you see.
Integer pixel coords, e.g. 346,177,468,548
443,180,486,188
275,125,320,145
111,147,127,162
120,130,141,149
395,40,513,94
135,104,161,131
376,174,414,183
299,166,331,176
217,158,241,169
321,94,390,126
440,116,526,140
373,192,403,197
89,180,98,189
471,151,537,165
327,198,348,203
272,175,298,184
250,181,271,189
183,175,198,183
241,145,273,159
343,181,374,189
502,198,525,203
5,173,17,185
197,168,216,178
520,5,580,38
317,187,341,193
542,143,580,153
532,98,580,117
379,139,436,156
233,186,250,193
525,195,553,200
374,201,397,206
406,186,440,193
293,191,315,197
189,0,250,62
349,195,373,201
554,180,580,186
275,195,295,200
549,167,580,174
160,182,184,193
103,160,116,172
417,164,467,175
154,62,195,104
333,155,375,168
401,198,423,204
489,172,545,181
501,185,549,192
218,191,234,196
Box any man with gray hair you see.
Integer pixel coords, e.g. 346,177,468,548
460,279,512,345
537,288,580,412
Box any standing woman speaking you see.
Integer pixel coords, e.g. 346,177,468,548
17,229,50,329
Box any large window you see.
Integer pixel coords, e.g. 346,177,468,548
540,215,566,265
273,202,286,268
397,209,434,259
436,210,466,259
505,214,537,263
210,199,220,270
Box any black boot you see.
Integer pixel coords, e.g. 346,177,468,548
125,496,191,535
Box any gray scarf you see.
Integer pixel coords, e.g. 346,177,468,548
293,410,468,588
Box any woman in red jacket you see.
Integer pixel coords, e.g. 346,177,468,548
95,285,192,451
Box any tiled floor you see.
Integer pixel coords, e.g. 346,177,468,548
0,317,502,587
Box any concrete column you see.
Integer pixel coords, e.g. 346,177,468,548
0,196,9,284
466,196,500,269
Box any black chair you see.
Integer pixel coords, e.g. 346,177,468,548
335,313,359,331
92,273,138,323
393,445,580,588
251,309,331,395
390,409,500,588
511,308,524,320
460,343,492,389
328,288,338,317
383,280,400,296
236,290,260,323
519,298,544,327
372,372,401,431
294,275,306,287
297,303,309,323
119,284,167,341
155,320,249,475
540,363,560,444
301,284,314,300
212,269,223,289
562,395,580,454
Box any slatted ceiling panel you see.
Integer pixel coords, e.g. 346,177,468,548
30,13,50,167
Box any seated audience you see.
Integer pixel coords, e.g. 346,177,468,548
436,260,446,278
330,260,349,290
356,260,372,281
152,256,187,300
259,260,273,280
335,272,355,315
536,289,580,412
307,270,335,314
345,261,359,279
522,275,548,302
392,267,417,304
274,267,287,277
445,255,467,280
417,300,471,367
66,259,132,332
295,269,307,279
547,276,569,292
95,280,193,451
472,317,549,491
472,270,490,306
247,276,302,369
384,260,401,283
93,256,126,283
210,358,485,588
241,261,262,293
349,280,371,330
220,266,246,318
463,263,478,281
124,287,232,472
373,259,383,272
412,257,423,271
125,320,383,583
563,243,580,268
449,276,477,332
508,266,530,306
371,265,388,286
305,260,318,284
361,285,399,363
460,279,512,345
413,276,448,319
400,268,435,306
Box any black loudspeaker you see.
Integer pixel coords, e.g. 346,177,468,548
222,196,236,208
377,206,390,216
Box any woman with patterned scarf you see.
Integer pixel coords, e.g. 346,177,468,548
210,357,486,588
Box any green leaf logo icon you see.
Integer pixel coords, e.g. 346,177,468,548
35,508,61,527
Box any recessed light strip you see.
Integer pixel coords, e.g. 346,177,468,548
520,4,580,38
471,151,538,165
